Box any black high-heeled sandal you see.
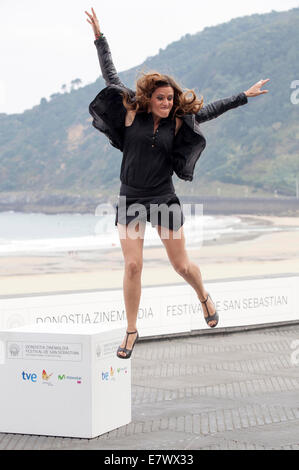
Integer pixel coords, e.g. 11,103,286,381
116,330,139,359
200,292,219,328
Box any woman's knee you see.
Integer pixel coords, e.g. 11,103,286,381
173,261,190,277
124,259,143,278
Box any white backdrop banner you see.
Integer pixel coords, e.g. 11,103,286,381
0,275,298,337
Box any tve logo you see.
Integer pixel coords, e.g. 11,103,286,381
101,371,109,381
22,371,37,382
101,367,115,381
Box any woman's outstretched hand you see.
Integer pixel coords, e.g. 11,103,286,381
85,7,101,38
244,79,270,97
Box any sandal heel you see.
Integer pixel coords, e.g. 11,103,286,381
200,292,219,328
117,330,139,359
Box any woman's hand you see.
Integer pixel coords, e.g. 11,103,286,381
85,7,101,38
244,79,270,98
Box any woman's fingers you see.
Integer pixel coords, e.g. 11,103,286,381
85,9,97,22
245,78,270,97
85,8,101,37
259,79,270,87
85,10,93,19
85,7,98,21
255,79,270,94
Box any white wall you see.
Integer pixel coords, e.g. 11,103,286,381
0,274,298,337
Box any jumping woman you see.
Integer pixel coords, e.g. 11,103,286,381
85,8,270,359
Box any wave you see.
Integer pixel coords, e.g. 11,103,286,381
0,212,280,256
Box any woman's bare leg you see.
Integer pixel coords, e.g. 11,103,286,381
117,221,145,355
155,224,217,326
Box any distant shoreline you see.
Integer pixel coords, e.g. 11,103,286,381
0,214,298,296
0,193,298,216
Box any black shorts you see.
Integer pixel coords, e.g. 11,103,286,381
114,183,185,231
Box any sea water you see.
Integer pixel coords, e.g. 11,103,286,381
0,210,278,256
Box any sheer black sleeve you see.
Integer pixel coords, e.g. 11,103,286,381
195,92,248,124
94,35,126,87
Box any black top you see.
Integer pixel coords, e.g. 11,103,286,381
89,36,249,182
120,111,176,190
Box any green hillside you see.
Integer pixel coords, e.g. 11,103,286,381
0,7,298,200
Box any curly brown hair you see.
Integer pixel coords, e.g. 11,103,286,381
121,71,203,118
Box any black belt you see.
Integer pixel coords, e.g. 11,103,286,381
120,179,175,198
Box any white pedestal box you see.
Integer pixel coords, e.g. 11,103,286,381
0,324,131,438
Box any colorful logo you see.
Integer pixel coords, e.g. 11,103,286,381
58,374,82,384
101,366,118,381
42,370,53,381
42,369,53,386
21,371,37,382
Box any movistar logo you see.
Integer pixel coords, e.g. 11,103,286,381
58,374,82,384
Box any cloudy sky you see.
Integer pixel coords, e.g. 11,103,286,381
1,0,298,114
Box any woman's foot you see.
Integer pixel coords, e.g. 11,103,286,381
117,330,139,358
198,292,218,327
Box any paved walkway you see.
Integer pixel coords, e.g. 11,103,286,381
1,323,299,450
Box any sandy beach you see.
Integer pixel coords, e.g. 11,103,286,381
0,214,298,296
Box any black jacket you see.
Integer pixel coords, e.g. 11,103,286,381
89,35,248,182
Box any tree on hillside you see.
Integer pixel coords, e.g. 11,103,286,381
70,78,82,91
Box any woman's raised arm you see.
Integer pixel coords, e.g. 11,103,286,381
195,92,248,124
85,8,125,87
195,79,270,124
